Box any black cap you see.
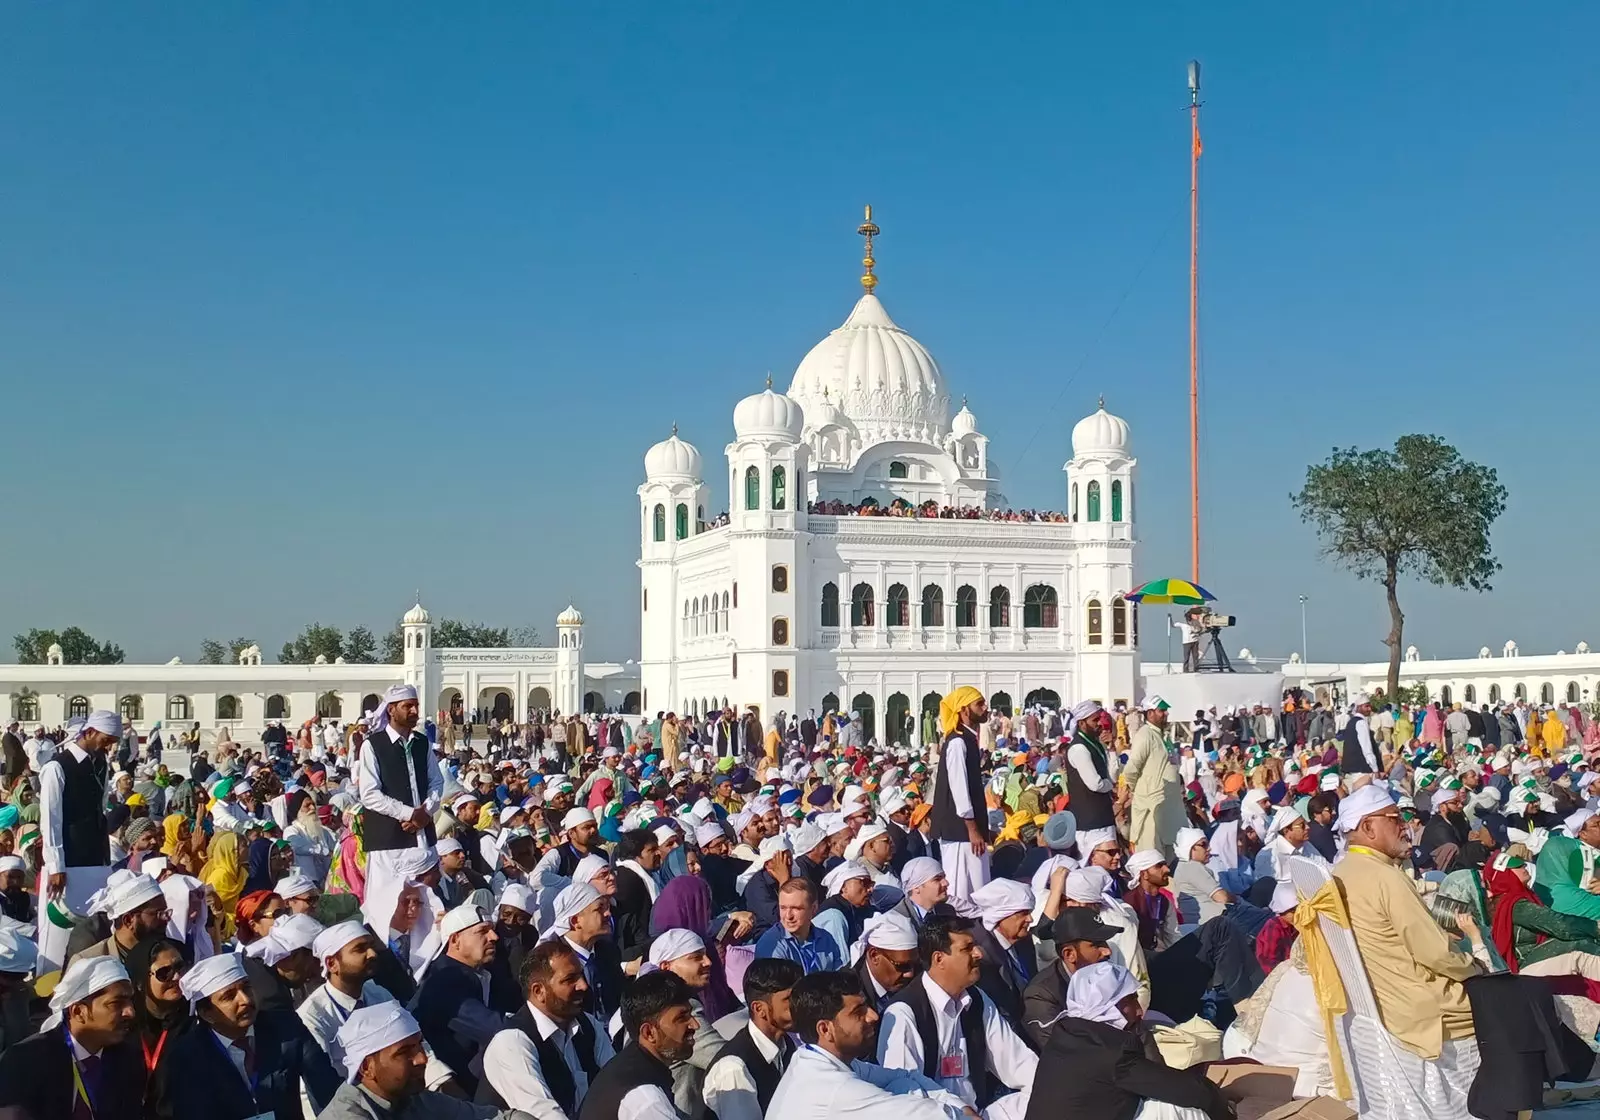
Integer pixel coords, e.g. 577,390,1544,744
1051,907,1118,945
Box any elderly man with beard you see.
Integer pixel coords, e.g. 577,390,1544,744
1421,784,1494,872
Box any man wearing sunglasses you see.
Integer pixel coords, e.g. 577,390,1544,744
74,870,171,969
855,911,921,1012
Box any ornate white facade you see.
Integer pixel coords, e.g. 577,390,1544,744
637,214,1140,744
1,604,643,741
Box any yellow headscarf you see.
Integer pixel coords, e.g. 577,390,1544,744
939,686,984,737
476,804,497,830
161,813,187,858
199,830,248,916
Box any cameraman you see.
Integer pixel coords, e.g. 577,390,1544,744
1179,608,1203,672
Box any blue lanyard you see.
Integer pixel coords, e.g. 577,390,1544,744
64,1025,99,1119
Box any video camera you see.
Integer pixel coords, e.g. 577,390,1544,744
1186,607,1236,628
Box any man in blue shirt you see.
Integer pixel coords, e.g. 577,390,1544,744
754,878,844,972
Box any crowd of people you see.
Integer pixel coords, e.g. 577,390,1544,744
806,499,1070,523
0,682,1597,1119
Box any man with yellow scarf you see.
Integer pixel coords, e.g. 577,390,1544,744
932,686,992,910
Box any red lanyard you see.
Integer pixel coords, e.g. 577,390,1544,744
142,1029,168,1072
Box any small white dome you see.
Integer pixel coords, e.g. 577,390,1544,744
952,400,978,436
644,428,703,481
557,605,584,626
733,384,804,441
47,643,62,656
1071,401,1131,457
403,601,430,625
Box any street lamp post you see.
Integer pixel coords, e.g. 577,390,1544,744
1298,595,1310,664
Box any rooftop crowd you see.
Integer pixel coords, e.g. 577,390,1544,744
0,683,1596,1119
806,499,1070,523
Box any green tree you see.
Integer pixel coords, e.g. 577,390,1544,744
1292,434,1507,699
433,620,511,648
199,636,255,664
279,623,345,665
380,624,404,664
344,625,379,664
13,627,124,664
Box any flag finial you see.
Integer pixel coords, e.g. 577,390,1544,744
857,205,880,293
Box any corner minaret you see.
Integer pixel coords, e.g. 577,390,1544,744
401,599,434,710
1066,399,1139,703
555,605,585,716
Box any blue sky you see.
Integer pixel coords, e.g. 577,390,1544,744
4,4,1597,666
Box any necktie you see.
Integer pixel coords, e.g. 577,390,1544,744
237,1035,256,1084
72,1054,100,1120
392,933,411,965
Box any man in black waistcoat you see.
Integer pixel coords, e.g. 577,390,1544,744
480,938,615,1117
577,971,697,1120
38,709,121,975
702,958,801,1120
357,684,445,911
1340,694,1380,784
931,687,991,912
0,955,145,1120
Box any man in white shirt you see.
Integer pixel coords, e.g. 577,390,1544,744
482,938,615,1120
877,916,1037,1120
576,971,697,1120
766,968,971,1120
358,684,446,912
702,957,803,1120
38,710,121,974
22,727,54,772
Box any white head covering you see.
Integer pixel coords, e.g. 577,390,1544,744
1336,784,1397,833
498,882,537,915
1174,827,1207,861
879,789,909,817
1566,807,1597,837
900,856,944,891
43,956,129,1030
435,837,463,858
1064,961,1141,1027
1064,866,1115,904
820,813,852,838
245,912,324,966
1078,827,1119,855
276,873,318,901
647,928,705,965
360,868,434,974
82,710,123,738
822,860,872,896
1124,849,1167,878
844,821,888,861
572,854,611,886
561,808,596,831
364,684,418,734
312,920,371,964
1319,772,1342,792
970,878,1033,929
1263,807,1303,843
757,833,791,865
694,821,727,848
1270,880,1300,914
788,821,826,856
178,951,249,1009
336,1002,423,1083
1432,787,1463,812
851,911,919,964
85,870,163,920
540,882,602,942
138,856,169,879
1066,700,1102,734
0,926,36,975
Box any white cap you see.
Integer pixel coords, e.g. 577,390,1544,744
844,822,887,861
312,921,371,963
1174,828,1207,861
276,873,319,901
85,870,163,921
435,837,463,858
757,833,791,865
900,857,944,891
540,883,602,941
694,821,727,848
498,882,536,915
439,903,490,940
1064,866,1115,904
1336,785,1397,833
647,928,705,965
178,951,249,1008
335,1003,423,1083
245,913,324,967
561,808,596,831
1125,849,1168,877
969,878,1034,927
0,926,37,975
43,956,128,1030
822,860,872,896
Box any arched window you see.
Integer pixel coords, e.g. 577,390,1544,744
1086,599,1104,645
1464,684,1476,703
217,695,241,721
118,695,143,722
1111,596,1128,645
1515,683,1527,702
675,504,689,540
821,692,840,713
990,586,1011,627
771,465,786,511
745,466,761,511
1111,480,1124,522
1489,684,1502,704
69,695,90,720
771,566,788,593
851,583,875,627
1024,584,1059,628
1086,480,1102,521
772,670,789,697
1440,685,1453,706
265,694,288,720
851,693,876,742
772,618,789,646
886,584,910,627
886,693,910,743
12,692,38,722
652,504,665,542
889,461,908,479
821,583,840,627
955,585,978,627
682,600,690,639
317,691,343,718
721,591,730,631
921,584,944,627
1071,483,1079,522
167,695,191,720
1542,682,1555,705
1131,601,1140,646
1569,682,1582,704
989,691,1013,716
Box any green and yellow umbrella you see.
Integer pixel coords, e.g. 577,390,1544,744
1125,578,1215,605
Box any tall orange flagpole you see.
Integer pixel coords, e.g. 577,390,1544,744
1188,60,1202,585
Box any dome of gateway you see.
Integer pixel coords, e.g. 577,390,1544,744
643,428,703,481
732,383,805,442
1071,400,1131,457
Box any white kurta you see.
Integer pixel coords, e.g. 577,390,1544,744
37,743,113,975
766,1042,969,1120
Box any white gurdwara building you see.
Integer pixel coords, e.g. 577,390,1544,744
637,210,1140,744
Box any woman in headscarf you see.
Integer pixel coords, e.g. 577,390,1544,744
243,836,291,894
325,801,367,901
1031,961,1232,1120
1486,848,1600,971
282,789,335,885
162,874,216,961
128,935,191,1112
649,874,741,1022
198,829,248,938
235,889,286,946
587,777,615,812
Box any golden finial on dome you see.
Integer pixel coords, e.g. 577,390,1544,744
765,372,773,390
671,422,679,436
857,204,880,294
1098,394,1105,409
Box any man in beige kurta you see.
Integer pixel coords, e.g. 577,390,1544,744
1120,696,1185,859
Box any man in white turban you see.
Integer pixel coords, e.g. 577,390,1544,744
78,869,168,966
37,710,122,974
0,954,143,1118
1122,696,1184,860
967,879,1038,1032
888,856,952,931
357,684,445,944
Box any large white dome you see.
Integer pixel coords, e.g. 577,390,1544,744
1071,402,1131,457
788,293,950,446
644,428,703,481
732,385,804,442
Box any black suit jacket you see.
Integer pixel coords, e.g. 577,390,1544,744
1025,1016,1231,1120
0,1026,146,1120
166,1007,341,1120
363,924,418,1004
611,864,654,962
970,921,1036,1041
